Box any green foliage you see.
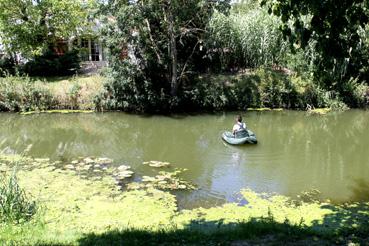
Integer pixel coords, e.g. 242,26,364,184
182,69,339,111
69,79,82,109
338,77,369,108
23,49,81,77
101,0,230,112
0,0,94,58
0,76,55,112
261,0,369,86
207,1,289,70
0,75,103,113
0,57,16,76
0,169,37,224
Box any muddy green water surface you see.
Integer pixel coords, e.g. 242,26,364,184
1,110,369,208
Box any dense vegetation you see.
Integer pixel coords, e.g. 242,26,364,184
0,75,103,112
0,0,368,112
97,0,369,113
0,0,96,77
0,0,95,58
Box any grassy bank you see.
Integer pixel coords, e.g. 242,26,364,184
1,155,369,245
1,70,368,113
192,69,367,111
0,75,104,112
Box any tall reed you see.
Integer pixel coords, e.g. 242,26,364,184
0,168,37,223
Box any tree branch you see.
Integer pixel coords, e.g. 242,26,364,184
178,40,200,81
144,18,163,64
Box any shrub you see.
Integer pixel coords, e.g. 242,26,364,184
68,80,82,109
0,169,37,223
338,77,369,108
0,57,16,76
0,76,55,112
22,49,81,77
182,69,328,111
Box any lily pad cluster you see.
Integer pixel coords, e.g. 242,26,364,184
113,165,135,184
63,157,113,171
127,170,196,191
59,157,115,181
143,161,170,168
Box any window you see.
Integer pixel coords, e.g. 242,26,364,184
80,39,89,61
91,40,100,61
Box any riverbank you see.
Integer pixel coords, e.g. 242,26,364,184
1,155,369,245
1,69,367,113
0,75,104,112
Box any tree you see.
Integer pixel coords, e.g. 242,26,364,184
101,0,230,112
0,0,96,59
261,0,369,86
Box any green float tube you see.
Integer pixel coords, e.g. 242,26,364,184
222,129,257,145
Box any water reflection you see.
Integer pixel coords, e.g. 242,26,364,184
0,110,368,207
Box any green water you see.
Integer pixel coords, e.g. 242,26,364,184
1,110,369,208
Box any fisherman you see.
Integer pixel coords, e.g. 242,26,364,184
232,115,247,135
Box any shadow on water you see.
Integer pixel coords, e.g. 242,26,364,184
73,203,369,246
349,178,369,202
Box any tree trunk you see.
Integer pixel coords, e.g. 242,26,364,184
167,0,178,97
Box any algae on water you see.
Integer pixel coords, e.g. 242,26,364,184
1,154,369,244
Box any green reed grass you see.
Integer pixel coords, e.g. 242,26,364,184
0,168,37,223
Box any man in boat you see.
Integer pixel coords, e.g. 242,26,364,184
232,115,247,136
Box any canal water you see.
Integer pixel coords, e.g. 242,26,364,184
1,110,368,208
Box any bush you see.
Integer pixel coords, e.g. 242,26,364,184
0,169,37,223
0,76,55,112
0,57,16,76
22,49,81,77
179,70,317,111
338,77,369,108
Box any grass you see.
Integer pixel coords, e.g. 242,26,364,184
0,74,105,112
0,168,37,224
38,75,104,110
0,155,369,245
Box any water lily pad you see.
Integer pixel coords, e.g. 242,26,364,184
143,161,170,168
96,158,113,164
126,182,144,190
117,165,130,171
116,170,134,178
136,170,196,191
64,165,75,170
84,158,94,164
142,176,156,182
84,165,92,170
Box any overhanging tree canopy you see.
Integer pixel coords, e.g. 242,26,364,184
101,0,230,112
0,0,97,58
261,0,369,85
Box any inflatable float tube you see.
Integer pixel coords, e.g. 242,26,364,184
222,129,257,145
